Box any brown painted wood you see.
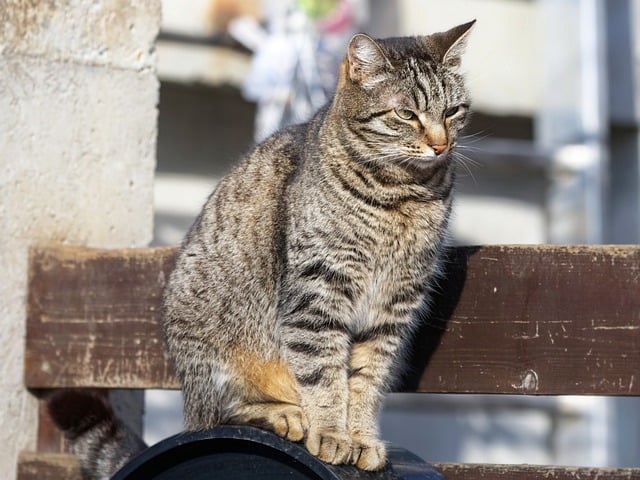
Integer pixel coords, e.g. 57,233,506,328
36,399,68,453
25,245,640,395
25,245,179,389
17,452,82,480
405,245,640,395
434,463,640,479
16,454,640,480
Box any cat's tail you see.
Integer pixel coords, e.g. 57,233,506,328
47,389,147,480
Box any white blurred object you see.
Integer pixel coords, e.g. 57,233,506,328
538,0,608,244
231,0,368,141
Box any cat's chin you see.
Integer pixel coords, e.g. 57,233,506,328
402,152,450,170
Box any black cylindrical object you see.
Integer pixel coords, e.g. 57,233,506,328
111,425,445,480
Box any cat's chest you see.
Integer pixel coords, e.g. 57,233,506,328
349,215,443,325
369,199,449,257
340,194,448,283
350,256,423,332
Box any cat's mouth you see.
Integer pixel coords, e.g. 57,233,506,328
397,142,455,166
402,150,451,169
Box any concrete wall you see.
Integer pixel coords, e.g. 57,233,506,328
0,1,160,477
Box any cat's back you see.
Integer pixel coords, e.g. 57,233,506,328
163,123,306,332
183,123,305,250
200,123,305,231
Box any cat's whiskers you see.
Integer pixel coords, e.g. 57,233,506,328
357,153,408,167
357,140,482,182
455,144,485,157
458,130,489,144
450,150,480,185
451,148,482,169
356,144,409,166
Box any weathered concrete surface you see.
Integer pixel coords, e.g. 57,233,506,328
1,56,158,245
0,0,160,70
0,0,160,477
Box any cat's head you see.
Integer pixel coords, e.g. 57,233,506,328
335,21,475,170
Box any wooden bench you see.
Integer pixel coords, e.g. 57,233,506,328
17,244,640,479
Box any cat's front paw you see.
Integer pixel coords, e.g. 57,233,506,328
349,435,387,471
306,428,352,465
270,404,309,442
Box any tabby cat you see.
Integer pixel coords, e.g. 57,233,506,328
163,21,474,471
48,22,475,478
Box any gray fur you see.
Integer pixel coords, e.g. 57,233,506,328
164,22,474,471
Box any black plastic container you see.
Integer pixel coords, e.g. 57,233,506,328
111,425,444,480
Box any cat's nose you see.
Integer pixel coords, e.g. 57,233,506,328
431,144,447,155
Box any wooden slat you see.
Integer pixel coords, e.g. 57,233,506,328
36,398,69,453
17,452,82,480
16,454,640,480
434,463,640,480
25,245,640,395
405,245,640,395
26,245,178,389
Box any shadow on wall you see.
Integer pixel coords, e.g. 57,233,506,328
157,81,256,178
153,81,257,246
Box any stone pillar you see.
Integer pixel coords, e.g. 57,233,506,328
0,1,161,477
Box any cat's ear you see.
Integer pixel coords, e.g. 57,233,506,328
429,20,475,67
347,33,392,88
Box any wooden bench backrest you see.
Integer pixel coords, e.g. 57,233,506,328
19,245,640,480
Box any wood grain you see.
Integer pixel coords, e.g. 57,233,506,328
434,463,640,480
26,245,179,389
405,245,640,395
15,454,640,480
25,245,640,395
17,452,82,480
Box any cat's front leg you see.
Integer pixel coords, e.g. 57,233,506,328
347,340,389,470
281,313,353,465
347,320,412,471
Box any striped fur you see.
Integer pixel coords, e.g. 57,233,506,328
47,390,146,480
163,22,475,472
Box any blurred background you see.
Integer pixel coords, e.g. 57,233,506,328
145,0,640,467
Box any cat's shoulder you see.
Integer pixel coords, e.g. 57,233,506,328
226,121,311,184
254,122,308,159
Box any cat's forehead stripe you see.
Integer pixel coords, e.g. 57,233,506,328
413,73,428,111
409,60,447,112
405,58,427,110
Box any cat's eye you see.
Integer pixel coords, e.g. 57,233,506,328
444,106,461,118
395,108,416,121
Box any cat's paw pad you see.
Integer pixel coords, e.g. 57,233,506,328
349,435,387,471
270,405,308,442
306,429,352,465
